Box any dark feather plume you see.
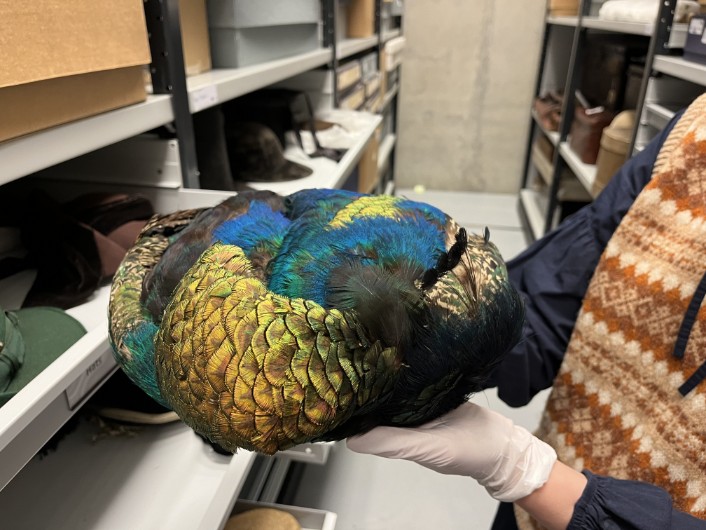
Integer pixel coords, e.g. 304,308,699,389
326,258,425,350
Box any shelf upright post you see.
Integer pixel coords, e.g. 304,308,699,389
375,0,392,192
144,0,201,189
519,20,554,190
322,0,340,107
543,0,590,234
627,0,676,154
376,0,383,51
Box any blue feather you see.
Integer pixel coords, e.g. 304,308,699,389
268,206,446,305
119,321,170,408
213,200,291,253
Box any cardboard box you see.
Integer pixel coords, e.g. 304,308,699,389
346,0,376,38
358,124,383,193
180,0,212,76
338,61,363,92
364,73,381,98
548,0,579,16
0,0,151,143
339,83,366,110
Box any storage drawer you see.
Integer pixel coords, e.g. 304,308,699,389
210,24,321,68
207,0,321,29
0,324,116,492
231,500,337,530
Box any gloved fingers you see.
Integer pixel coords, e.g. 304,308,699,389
346,425,436,459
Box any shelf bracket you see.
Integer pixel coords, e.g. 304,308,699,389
144,0,201,189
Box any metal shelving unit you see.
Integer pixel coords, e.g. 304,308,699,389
381,82,399,111
187,49,333,112
246,112,383,195
378,132,396,173
559,142,596,193
0,95,174,186
0,1,404,528
519,0,688,240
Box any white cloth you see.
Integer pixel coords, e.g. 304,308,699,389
598,0,699,24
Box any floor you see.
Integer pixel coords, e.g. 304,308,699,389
291,190,551,530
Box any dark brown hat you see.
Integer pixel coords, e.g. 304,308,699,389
225,122,312,182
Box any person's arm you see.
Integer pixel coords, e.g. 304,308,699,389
347,402,706,529
487,111,685,407
515,461,587,529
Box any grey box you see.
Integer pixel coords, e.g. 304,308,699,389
210,24,321,68
207,0,321,29
360,51,379,79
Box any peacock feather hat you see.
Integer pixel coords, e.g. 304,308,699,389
109,189,523,455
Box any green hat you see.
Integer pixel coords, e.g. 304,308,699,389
0,306,87,407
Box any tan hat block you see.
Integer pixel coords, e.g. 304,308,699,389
224,508,301,530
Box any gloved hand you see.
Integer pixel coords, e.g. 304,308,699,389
346,401,557,503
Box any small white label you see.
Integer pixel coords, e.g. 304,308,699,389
690,18,705,35
64,349,116,409
191,85,219,113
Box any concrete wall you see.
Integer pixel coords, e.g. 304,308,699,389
395,0,546,193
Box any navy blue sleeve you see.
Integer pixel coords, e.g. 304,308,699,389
568,471,706,529
487,111,685,407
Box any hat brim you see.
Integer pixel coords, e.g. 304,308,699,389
236,158,313,183
0,307,86,407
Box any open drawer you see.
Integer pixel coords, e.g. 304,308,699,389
231,500,337,530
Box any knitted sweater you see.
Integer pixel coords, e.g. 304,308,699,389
515,94,706,528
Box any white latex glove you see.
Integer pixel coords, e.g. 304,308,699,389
346,402,557,503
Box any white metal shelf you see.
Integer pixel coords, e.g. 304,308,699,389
546,17,685,47
531,109,560,146
382,28,401,43
381,83,399,111
378,133,396,174
519,189,546,241
530,142,553,186
383,179,395,196
0,419,256,530
559,142,596,196
0,95,174,186
187,49,333,112
580,16,653,36
653,55,706,87
246,112,383,195
643,102,678,131
337,36,379,60
547,15,578,27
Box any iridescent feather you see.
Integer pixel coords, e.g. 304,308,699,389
109,189,523,454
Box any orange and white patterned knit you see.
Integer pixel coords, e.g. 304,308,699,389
515,93,706,528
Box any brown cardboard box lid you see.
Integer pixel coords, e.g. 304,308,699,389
0,0,151,88
179,0,212,76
